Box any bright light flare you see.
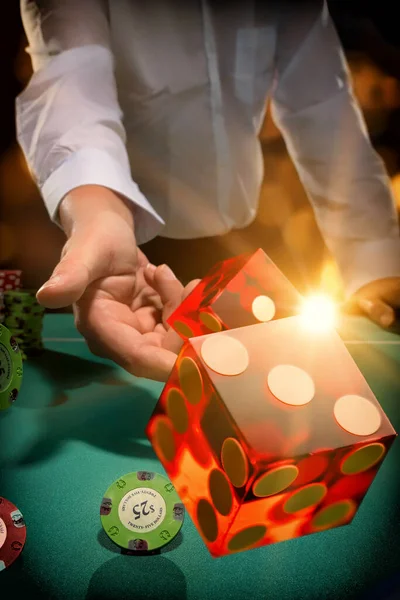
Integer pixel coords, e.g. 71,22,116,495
299,294,337,332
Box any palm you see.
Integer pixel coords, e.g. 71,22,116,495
74,249,181,379
87,253,167,343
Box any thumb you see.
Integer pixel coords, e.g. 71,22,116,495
356,297,395,328
37,237,106,309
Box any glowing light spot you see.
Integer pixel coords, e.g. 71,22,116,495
299,294,337,332
319,259,344,300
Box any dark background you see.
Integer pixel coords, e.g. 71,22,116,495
1,1,400,298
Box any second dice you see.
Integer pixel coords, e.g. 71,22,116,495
146,316,396,557
167,248,303,339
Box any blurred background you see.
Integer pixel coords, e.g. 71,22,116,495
1,2,400,301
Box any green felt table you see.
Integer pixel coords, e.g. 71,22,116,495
1,314,399,600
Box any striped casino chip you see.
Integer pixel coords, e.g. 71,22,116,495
0,271,22,293
0,497,27,571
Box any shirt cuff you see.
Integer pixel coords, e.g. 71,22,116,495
340,237,400,298
41,148,165,245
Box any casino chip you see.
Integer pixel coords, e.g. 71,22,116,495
0,271,22,325
3,290,45,359
0,270,22,293
0,324,23,411
100,471,185,553
0,497,26,571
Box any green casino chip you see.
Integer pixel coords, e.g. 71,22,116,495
4,317,25,329
3,291,45,319
0,324,23,411
3,290,38,305
100,471,184,552
4,315,42,329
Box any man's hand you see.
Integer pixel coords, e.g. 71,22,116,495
37,185,197,381
344,277,400,328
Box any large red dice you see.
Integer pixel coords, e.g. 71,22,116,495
167,248,303,340
146,316,397,557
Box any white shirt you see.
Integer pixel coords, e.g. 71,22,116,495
16,0,400,296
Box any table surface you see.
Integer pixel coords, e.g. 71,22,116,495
1,315,399,600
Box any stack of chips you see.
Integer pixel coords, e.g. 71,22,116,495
3,290,45,359
0,292,4,324
0,270,45,359
0,270,22,324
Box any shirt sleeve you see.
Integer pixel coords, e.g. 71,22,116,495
16,0,164,245
271,1,400,297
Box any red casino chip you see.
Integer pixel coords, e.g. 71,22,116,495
0,497,26,571
0,271,22,293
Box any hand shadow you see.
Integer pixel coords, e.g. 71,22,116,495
19,349,128,409
15,351,164,465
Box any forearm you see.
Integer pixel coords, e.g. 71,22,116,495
272,2,400,295
17,1,164,245
273,91,400,295
273,88,399,237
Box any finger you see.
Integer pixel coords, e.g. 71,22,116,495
152,264,183,303
164,277,201,330
183,278,201,298
37,258,92,309
163,328,185,354
76,291,176,381
134,265,163,312
86,320,177,382
356,297,395,328
37,231,129,309
142,263,157,287
147,265,185,325
144,264,200,318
